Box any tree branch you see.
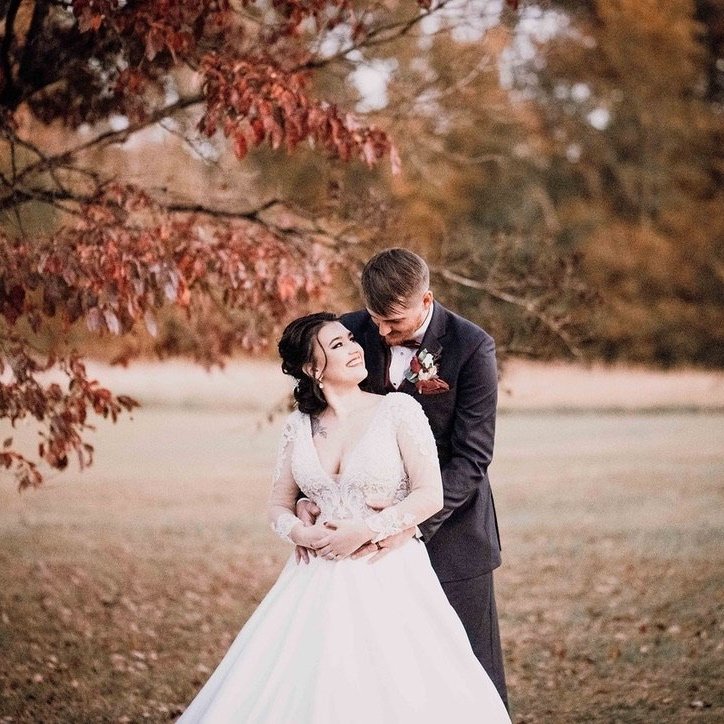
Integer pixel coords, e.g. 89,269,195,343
161,197,283,220
0,184,285,223
302,0,457,71
14,95,204,185
435,267,583,358
16,0,50,87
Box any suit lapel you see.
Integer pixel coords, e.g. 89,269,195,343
362,322,389,393
398,301,448,396
397,371,417,395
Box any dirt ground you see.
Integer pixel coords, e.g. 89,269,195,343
0,363,722,723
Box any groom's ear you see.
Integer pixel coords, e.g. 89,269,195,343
423,290,434,307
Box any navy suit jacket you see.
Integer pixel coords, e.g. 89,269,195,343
341,302,502,582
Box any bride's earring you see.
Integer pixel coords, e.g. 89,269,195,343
310,367,324,390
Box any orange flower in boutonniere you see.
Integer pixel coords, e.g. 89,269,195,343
405,348,450,395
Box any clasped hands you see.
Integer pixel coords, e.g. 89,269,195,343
293,498,415,564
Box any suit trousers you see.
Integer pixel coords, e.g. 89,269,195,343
440,572,508,710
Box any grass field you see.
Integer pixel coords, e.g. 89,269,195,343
1,404,722,723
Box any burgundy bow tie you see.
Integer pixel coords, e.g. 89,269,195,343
399,339,421,349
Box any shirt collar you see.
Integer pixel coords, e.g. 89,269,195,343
410,303,434,344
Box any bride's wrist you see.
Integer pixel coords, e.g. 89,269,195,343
290,522,307,545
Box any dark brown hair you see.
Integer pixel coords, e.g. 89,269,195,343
361,248,430,316
278,312,337,415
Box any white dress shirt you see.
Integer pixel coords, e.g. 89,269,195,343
388,304,434,389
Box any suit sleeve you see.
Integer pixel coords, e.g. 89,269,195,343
417,335,497,541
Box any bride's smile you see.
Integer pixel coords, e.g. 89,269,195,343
303,320,368,389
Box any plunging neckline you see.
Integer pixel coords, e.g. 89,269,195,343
307,395,388,483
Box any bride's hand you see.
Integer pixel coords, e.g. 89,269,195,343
291,522,331,551
315,520,373,560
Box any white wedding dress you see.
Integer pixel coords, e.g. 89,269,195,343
178,393,510,723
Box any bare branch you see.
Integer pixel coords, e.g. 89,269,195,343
435,267,584,358
302,0,458,71
0,184,287,221
14,95,204,185
161,197,284,220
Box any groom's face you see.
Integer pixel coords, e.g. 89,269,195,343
367,290,433,346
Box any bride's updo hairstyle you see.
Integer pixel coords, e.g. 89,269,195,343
278,312,338,416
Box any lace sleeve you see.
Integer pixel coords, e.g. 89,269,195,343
364,394,443,541
268,412,304,544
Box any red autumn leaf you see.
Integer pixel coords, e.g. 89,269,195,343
276,274,299,301
84,307,101,333
145,27,166,61
250,118,266,145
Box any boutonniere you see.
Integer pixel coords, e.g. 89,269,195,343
405,348,450,395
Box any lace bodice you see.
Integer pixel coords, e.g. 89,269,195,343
268,393,442,544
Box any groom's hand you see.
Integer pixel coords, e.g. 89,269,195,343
351,497,415,562
294,499,321,564
352,527,416,562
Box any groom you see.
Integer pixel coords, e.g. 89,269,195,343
298,248,508,707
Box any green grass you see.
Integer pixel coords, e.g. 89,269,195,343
1,410,722,723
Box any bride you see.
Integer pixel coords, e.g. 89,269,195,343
178,312,510,723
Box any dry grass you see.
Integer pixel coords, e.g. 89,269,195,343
1,407,722,723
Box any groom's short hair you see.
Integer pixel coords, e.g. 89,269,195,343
361,248,430,315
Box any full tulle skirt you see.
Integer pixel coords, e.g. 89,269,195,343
178,539,510,723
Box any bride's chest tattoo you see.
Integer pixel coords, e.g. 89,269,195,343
311,419,369,462
310,416,327,438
